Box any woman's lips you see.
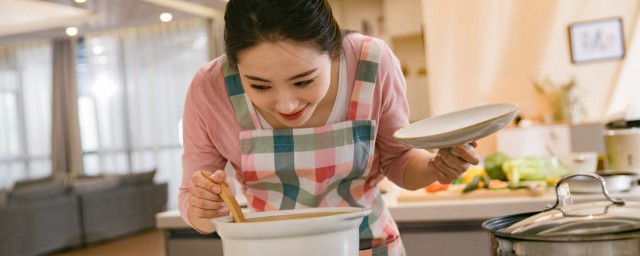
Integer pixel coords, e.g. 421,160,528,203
280,106,307,120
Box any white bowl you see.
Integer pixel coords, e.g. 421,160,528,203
212,207,370,256
564,172,638,193
557,152,598,174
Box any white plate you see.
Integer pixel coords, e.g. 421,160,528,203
393,103,519,149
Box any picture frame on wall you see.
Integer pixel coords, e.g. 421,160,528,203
568,17,625,64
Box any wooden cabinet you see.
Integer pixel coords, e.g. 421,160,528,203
330,0,430,121
383,0,423,38
400,222,490,256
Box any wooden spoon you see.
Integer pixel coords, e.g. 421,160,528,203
201,172,246,223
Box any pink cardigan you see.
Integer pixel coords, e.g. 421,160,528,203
179,33,421,228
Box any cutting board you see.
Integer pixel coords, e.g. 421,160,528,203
396,188,547,202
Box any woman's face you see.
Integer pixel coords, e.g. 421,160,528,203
236,40,333,128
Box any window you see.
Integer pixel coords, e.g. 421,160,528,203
0,42,53,188
77,20,209,208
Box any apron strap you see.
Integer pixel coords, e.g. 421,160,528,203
348,36,384,121
222,57,261,131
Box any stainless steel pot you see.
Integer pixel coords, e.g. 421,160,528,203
483,173,640,256
564,172,638,193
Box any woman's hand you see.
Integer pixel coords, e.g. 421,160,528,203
188,170,230,220
428,141,481,183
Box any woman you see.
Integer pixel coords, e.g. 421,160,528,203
179,0,479,255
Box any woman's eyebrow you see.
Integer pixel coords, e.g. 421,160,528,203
244,75,270,82
286,68,316,81
244,68,317,83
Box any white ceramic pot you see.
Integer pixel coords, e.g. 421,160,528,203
212,207,370,256
604,128,640,173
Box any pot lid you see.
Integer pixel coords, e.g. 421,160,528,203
499,174,640,236
499,201,640,236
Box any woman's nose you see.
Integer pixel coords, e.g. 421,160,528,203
275,94,299,114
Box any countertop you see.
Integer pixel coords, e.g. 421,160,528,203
156,187,640,229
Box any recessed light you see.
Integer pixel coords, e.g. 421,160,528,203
160,13,173,22
92,46,104,55
74,0,87,3
66,27,79,37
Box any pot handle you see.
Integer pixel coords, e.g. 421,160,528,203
545,173,625,211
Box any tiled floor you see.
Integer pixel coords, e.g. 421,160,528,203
53,230,164,256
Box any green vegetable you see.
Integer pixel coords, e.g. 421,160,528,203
463,175,481,193
482,175,491,189
484,152,510,181
502,157,547,183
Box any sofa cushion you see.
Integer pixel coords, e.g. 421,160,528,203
72,176,120,194
13,176,55,189
10,180,69,202
114,168,156,187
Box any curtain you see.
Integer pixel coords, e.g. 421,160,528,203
78,19,210,208
606,7,640,121
0,42,53,188
51,39,83,178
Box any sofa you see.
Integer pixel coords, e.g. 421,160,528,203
0,169,167,256
0,177,82,256
75,170,167,245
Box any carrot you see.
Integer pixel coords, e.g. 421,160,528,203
488,180,508,189
425,181,451,193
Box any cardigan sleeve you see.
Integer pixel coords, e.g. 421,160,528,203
372,39,422,188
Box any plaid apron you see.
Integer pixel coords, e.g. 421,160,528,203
223,36,404,256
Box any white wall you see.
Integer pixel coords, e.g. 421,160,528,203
421,0,640,155
607,7,640,121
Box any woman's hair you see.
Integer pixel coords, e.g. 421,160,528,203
224,0,342,68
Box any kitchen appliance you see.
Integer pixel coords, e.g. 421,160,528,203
483,173,640,256
604,128,640,172
212,207,370,256
604,119,640,173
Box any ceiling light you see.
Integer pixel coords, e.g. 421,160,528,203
74,0,87,3
92,46,104,55
65,27,78,37
159,13,173,22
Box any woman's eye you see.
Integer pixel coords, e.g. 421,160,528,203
294,80,313,87
250,84,270,90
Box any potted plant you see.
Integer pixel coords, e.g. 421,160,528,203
533,77,586,123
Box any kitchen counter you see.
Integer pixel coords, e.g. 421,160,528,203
157,188,640,256
158,188,640,226
384,187,640,222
